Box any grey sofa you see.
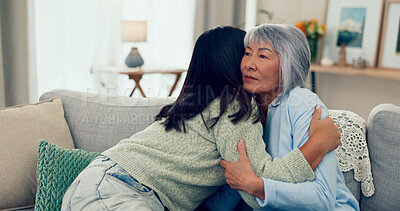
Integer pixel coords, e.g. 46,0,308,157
16,89,400,210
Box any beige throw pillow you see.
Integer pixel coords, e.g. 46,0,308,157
0,97,74,210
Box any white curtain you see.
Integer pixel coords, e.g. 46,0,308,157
28,0,38,104
35,0,196,98
34,0,123,96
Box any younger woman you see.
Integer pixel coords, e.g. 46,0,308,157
61,26,340,211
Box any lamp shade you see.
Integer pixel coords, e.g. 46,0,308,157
122,21,147,42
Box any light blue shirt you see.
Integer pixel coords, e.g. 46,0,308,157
255,87,359,211
201,87,359,211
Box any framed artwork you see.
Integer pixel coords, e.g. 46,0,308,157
322,0,384,66
377,0,400,70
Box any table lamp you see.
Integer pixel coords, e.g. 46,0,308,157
122,21,147,67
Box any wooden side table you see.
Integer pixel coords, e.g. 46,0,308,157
91,66,186,97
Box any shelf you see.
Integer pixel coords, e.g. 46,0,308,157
310,65,400,81
91,65,186,74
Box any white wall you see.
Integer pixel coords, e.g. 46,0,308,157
315,73,400,119
257,0,400,120
257,0,327,24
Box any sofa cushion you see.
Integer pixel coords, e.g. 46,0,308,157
0,98,74,210
360,104,400,210
34,140,100,211
39,90,175,152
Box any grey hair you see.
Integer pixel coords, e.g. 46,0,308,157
244,23,310,99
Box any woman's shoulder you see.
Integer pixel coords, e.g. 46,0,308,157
209,97,262,133
285,87,325,108
201,97,259,127
205,97,258,116
182,97,261,140
283,87,329,119
288,86,318,99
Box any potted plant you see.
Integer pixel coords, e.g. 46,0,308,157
296,19,326,63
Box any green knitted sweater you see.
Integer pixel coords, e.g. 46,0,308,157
102,98,315,210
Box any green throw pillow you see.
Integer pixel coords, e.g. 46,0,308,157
34,140,100,211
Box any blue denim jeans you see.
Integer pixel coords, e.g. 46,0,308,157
61,156,165,211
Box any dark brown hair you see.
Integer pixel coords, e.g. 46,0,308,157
155,26,260,132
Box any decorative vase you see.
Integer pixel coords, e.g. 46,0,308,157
125,47,144,68
308,38,318,63
338,42,347,66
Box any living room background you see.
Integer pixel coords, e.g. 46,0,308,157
1,0,399,119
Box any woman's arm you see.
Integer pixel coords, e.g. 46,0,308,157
219,140,267,200
201,105,340,210
299,105,340,170
221,142,340,210
220,104,344,210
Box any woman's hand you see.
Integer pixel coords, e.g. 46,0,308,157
309,105,341,153
220,140,265,200
300,105,341,170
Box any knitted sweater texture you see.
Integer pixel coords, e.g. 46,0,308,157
103,98,315,210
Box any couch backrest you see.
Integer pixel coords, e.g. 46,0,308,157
360,104,400,210
40,90,174,152
41,90,400,209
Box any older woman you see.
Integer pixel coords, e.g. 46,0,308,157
61,26,339,211
203,24,359,211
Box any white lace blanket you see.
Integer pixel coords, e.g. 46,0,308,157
329,110,375,197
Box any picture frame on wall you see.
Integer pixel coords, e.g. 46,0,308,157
322,0,384,66
377,0,400,70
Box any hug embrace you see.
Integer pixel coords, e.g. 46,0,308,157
61,24,359,211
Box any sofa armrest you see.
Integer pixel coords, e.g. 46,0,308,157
360,104,400,210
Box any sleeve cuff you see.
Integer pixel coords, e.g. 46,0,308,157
256,177,276,207
282,148,315,182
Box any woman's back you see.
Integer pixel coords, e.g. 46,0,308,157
102,98,257,210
